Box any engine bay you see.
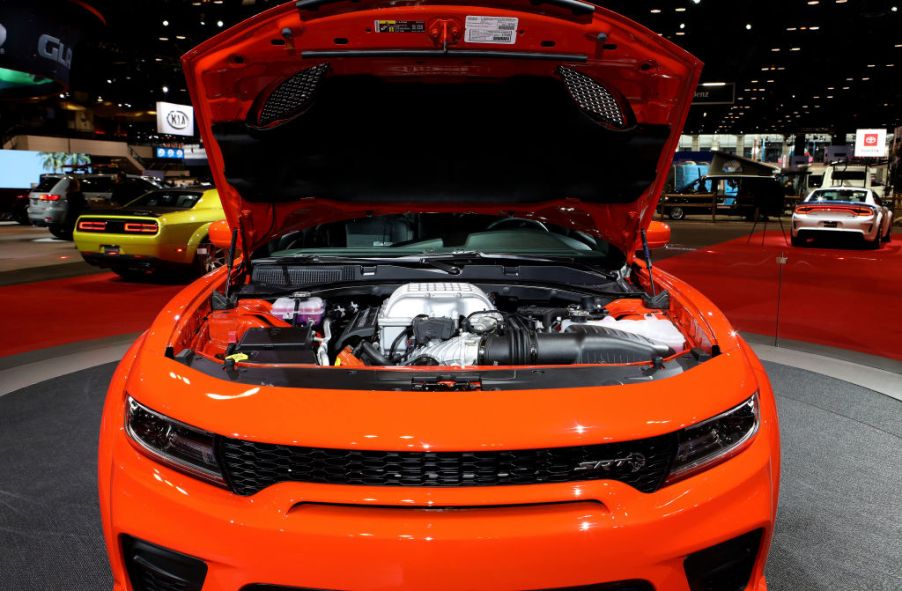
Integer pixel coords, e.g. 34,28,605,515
190,281,692,371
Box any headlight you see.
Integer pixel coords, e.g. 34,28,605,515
125,396,225,486
667,393,759,483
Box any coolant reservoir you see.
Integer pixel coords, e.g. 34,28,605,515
271,296,325,324
562,314,686,352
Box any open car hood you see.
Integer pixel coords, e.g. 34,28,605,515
182,0,701,260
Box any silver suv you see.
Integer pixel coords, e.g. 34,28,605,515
27,173,161,239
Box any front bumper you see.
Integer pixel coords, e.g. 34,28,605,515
100,388,778,590
792,213,878,240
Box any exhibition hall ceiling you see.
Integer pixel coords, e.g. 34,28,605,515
21,0,902,134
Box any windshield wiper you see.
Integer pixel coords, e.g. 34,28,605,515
416,251,620,281
277,251,619,281
279,253,464,274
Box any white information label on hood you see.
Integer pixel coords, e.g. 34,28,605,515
465,16,518,45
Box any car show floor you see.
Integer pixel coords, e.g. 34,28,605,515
0,273,183,357
0,360,899,591
658,227,902,364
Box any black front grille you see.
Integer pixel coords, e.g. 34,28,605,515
558,66,628,129
218,434,677,496
257,63,329,126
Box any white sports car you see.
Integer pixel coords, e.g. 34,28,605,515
791,187,893,248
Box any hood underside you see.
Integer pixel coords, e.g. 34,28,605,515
182,0,702,258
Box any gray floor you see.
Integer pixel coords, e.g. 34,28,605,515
0,362,899,591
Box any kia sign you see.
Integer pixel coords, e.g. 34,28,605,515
156,101,195,137
854,128,887,158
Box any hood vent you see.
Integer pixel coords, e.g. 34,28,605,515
558,66,629,130
256,63,329,127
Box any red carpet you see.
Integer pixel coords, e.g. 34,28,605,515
0,273,184,358
659,230,902,362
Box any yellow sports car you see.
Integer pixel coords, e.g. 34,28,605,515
74,187,227,279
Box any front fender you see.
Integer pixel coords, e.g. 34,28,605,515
97,331,148,591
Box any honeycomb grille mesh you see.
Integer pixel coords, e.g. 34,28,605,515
218,434,677,496
257,63,329,126
251,265,353,287
558,66,627,128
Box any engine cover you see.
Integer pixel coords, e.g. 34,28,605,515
378,283,493,354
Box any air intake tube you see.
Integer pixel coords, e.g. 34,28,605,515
478,325,671,365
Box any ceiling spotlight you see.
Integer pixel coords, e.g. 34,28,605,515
106,79,112,84
162,19,169,26
745,23,752,30
650,8,661,13
162,85,169,93
217,20,224,27
692,0,701,4
679,23,686,29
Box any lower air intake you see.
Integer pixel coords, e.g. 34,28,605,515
257,63,329,127
684,529,764,591
558,66,628,129
121,535,208,591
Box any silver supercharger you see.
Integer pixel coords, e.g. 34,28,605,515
377,282,494,354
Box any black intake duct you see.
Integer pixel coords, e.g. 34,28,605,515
478,325,671,365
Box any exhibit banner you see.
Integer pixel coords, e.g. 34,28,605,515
156,101,195,137
692,82,735,105
0,1,87,96
853,128,887,158
154,146,185,159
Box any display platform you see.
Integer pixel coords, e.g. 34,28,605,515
0,360,899,591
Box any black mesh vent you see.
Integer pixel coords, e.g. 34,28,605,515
218,434,677,496
121,536,207,591
251,265,352,287
558,66,627,129
684,529,764,591
257,63,329,126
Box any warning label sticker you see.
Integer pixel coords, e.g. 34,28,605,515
374,20,425,33
464,15,518,45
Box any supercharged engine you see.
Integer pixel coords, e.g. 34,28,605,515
205,282,688,369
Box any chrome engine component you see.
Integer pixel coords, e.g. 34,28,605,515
406,333,482,367
378,282,494,354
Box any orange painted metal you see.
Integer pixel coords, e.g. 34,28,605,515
99,265,779,590
97,2,779,589
180,0,703,261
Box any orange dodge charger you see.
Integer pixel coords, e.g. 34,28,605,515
98,2,780,590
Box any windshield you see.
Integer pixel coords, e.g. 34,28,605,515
830,170,867,187
126,190,202,209
268,213,622,265
34,176,62,192
807,189,869,203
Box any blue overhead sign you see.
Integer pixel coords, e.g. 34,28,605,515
155,147,184,159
